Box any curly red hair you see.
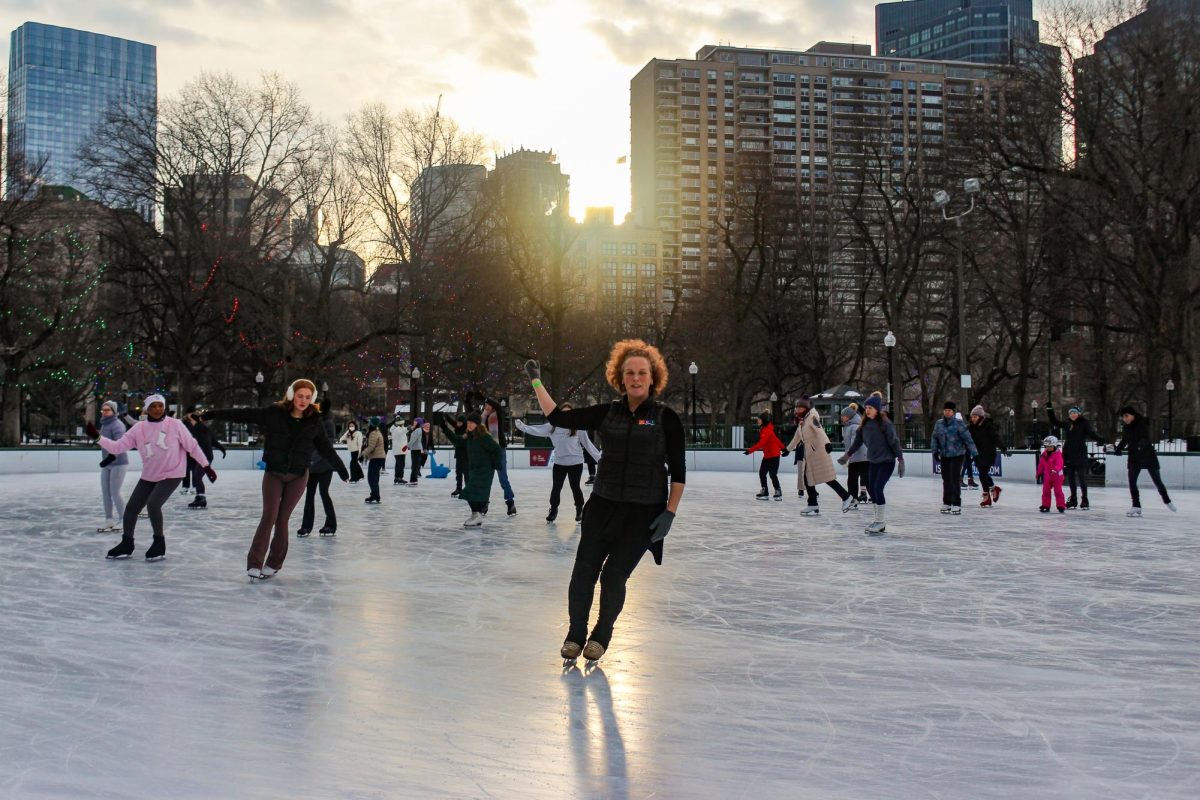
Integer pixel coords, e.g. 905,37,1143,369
605,339,669,396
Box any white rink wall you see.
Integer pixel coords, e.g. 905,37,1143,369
2,446,1198,489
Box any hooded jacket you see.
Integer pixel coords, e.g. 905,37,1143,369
787,409,838,485
840,413,868,464
745,421,785,460
1115,411,1158,469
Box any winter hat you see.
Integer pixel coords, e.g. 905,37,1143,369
102,400,120,414
369,416,381,427
143,394,166,409
1042,435,1060,448
1118,405,1138,417
465,411,482,425
794,396,812,410
943,401,957,411
757,412,771,425
456,415,466,424
864,395,883,412
840,405,857,419
1068,406,1082,415
970,405,986,418
414,417,425,426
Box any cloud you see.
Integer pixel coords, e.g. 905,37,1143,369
462,0,538,76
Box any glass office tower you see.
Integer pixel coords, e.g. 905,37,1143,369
875,0,1040,64
5,22,156,198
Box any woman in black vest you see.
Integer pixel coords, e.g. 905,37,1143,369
526,339,686,664
190,379,348,579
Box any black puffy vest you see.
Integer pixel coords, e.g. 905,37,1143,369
591,399,669,506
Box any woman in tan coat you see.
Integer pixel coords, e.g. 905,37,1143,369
360,417,388,503
786,397,856,516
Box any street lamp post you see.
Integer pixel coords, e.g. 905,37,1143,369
883,330,900,445
688,362,698,444
255,371,264,406
411,367,421,420
1166,379,1175,442
769,391,778,425
1031,399,1039,445
933,178,981,414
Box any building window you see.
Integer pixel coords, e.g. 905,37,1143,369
642,263,656,278
601,242,617,255
641,243,657,256
602,261,617,276
623,262,637,277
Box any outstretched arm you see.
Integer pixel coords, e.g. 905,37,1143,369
579,430,602,461
515,420,553,437
526,360,558,416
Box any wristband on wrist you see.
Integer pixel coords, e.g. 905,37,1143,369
531,378,543,389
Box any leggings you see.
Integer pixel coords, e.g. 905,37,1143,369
805,479,850,505
1064,458,1089,501
1129,466,1171,507
393,453,406,480
567,495,658,648
248,471,308,571
189,461,208,495
101,465,128,520
367,458,384,499
551,463,586,511
758,457,781,491
300,470,336,531
123,477,183,539
866,460,895,506
961,457,976,481
455,459,467,492
846,462,869,497
409,451,426,482
973,455,995,492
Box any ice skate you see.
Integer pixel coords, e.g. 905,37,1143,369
582,640,605,664
1080,498,1090,510
364,496,380,504
575,507,584,522
755,488,769,501
967,479,978,489
450,489,460,497
561,640,582,666
144,536,165,562
247,567,263,579
1166,502,1177,512
1039,506,1050,513
980,494,993,508
187,495,207,510
1065,497,1078,510
506,500,517,517
260,566,277,579
991,486,1002,503
864,506,886,536
463,512,483,528
841,496,857,513
97,519,117,533
1126,506,1142,517
546,508,558,523
1057,506,1066,513
319,527,336,537
950,506,961,515
857,492,870,504
179,487,191,495
585,476,595,486
106,536,135,559
773,489,783,502
940,505,952,514
800,505,820,516
296,528,311,538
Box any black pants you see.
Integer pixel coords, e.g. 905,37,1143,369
468,499,487,513
393,453,406,482
1064,457,1089,501
367,458,384,499
973,454,995,492
300,470,336,531
455,458,467,492
846,462,869,497
1129,466,1171,507
349,453,363,482
805,479,850,505
122,477,183,539
409,451,426,483
189,461,208,495
551,463,585,512
583,449,597,479
961,457,976,482
758,456,781,491
567,496,659,648
940,455,965,506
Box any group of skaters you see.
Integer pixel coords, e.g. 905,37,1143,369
82,339,685,667
742,395,1178,528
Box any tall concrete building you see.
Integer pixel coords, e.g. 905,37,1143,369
631,42,995,303
875,0,1041,64
491,148,570,218
5,22,156,199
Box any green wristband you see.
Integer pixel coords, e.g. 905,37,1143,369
531,378,543,389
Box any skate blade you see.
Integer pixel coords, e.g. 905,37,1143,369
105,553,133,559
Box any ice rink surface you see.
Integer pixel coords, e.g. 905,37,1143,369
1,467,1197,799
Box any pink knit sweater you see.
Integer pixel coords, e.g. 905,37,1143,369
99,416,209,482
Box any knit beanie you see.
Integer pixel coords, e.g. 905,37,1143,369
794,396,812,410
943,401,957,411
102,400,120,415
970,405,986,418
1118,405,1137,417
864,395,883,411
840,405,857,419
466,411,482,425
1068,406,1082,415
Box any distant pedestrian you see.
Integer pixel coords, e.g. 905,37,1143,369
95,400,128,533
440,415,470,497
340,421,364,483
182,409,227,509
297,399,340,537
482,397,517,515
361,417,387,503
391,417,409,484
516,405,602,522
442,411,503,527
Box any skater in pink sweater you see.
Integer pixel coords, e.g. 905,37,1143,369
1036,436,1066,514
87,394,215,561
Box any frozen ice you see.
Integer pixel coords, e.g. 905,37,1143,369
1,469,1198,799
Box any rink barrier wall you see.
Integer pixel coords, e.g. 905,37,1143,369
2,447,1198,490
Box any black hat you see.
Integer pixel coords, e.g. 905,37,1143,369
757,412,771,424
455,415,466,423
466,411,482,425
1118,405,1138,417
944,401,957,411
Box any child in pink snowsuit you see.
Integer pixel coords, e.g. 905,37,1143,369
1037,436,1066,513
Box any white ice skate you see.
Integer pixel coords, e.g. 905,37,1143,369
260,566,277,579
1167,502,1177,513
950,506,961,515
864,505,886,536
800,506,821,516
1126,506,1142,517
463,512,483,528
96,520,116,533
247,567,263,579
841,497,858,513
940,505,952,514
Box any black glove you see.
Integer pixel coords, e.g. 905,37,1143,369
220,448,227,459
824,443,833,453
781,448,789,457
204,465,218,483
99,454,116,468
897,459,905,478
85,421,100,441
336,465,350,482
742,449,750,455
648,510,674,543
524,359,541,381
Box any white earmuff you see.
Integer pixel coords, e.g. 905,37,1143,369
285,380,317,403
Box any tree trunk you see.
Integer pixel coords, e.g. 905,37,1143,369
1,361,22,446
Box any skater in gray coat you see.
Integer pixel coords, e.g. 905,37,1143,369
839,405,869,503
96,401,129,532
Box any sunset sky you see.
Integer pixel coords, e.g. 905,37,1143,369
3,0,881,220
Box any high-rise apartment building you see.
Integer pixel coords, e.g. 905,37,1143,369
875,0,1040,64
631,42,995,303
5,22,156,199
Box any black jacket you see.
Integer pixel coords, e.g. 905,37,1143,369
202,405,348,479
438,418,470,465
1115,413,1159,469
183,418,226,462
967,417,1006,463
1047,408,1106,463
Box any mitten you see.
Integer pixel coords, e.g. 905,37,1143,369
897,459,906,478
824,443,833,453
85,421,100,440
204,466,218,483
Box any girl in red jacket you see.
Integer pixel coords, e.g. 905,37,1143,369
1037,435,1067,513
744,412,785,501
